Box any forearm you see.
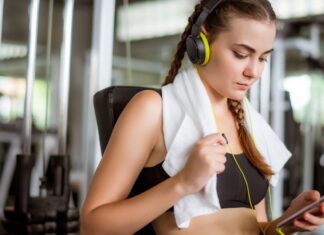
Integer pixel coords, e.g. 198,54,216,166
81,175,186,235
260,219,294,235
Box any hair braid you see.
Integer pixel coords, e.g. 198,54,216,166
228,99,274,178
228,99,244,127
163,0,208,85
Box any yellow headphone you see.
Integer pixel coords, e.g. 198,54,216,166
185,0,220,65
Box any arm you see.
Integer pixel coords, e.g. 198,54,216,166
81,90,187,235
81,90,229,235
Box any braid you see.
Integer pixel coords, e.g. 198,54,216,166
228,99,244,127
163,0,208,85
228,99,274,178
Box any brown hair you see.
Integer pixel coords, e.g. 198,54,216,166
163,0,276,178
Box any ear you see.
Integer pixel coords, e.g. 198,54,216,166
200,25,208,37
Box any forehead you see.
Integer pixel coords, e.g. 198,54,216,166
214,17,276,52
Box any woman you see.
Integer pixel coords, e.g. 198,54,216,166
81,0,324,234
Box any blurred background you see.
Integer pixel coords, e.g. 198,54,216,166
0,0,323,234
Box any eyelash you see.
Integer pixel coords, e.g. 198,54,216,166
233,51,268,63
259,57,268,63
233,51,247,59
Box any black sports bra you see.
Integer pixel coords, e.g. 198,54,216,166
217,153,268,208
130,153,268,211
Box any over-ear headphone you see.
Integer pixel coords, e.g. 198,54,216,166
186,0,223,65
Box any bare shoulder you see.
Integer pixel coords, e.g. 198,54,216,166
127,89,162,113
109,88,163,155
117,89,163,133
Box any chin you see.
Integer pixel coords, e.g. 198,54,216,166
228,93,246,101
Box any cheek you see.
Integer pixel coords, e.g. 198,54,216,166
223,52,247,75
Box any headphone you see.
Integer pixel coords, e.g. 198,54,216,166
186,0,223,65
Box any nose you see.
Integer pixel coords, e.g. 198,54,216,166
243,60,261,79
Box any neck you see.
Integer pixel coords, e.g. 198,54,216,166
196,67,229,116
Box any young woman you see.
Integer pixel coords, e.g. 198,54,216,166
81,0,324,234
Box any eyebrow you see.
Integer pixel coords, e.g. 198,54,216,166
234,43,274,55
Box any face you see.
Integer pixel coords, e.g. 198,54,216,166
199,17,276,101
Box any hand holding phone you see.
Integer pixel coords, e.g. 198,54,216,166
277,195,324,228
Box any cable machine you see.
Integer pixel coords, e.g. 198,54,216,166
1,0,79,234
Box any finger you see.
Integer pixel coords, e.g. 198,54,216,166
303,212,324,226
204,145,227,156
293,219,317,232
321,203,324,214
204,149,227,163
304,190,320,202
215,162,226,174
201,133,227,146
215,155,227,164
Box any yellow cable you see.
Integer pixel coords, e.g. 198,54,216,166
268,184,274,220
212,107,265,234
276,227,285,235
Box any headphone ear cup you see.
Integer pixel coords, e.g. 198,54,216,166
186,35,200,64
186,33,210,65
199,32,210,65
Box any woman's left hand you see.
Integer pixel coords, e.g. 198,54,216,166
282,190,324,233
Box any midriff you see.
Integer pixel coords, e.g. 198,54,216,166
152,208,261,235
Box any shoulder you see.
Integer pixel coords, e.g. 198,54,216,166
125,89,162,119
115,89,163,143
130,89,162,108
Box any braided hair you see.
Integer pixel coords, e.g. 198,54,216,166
163,0,208,85
163,0,276,178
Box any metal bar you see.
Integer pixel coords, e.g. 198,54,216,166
271,37,286,217
302,24,320,191
123,0,132,84
0,138,20,217
0,0,4,49
80,0,116,206
22,0,40,155
310,24,320,58
41,0,54,185
249,80,260,111
302,123,314,191
58,0,74,155
260,57,271,122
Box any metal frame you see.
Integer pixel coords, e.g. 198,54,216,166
22,0,40,155
271,36,287,217
58,0,74,155
0,0,4,49
80,0,116,206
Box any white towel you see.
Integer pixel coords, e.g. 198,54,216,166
161,65,291,228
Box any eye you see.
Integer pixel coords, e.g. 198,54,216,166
233,51,248,59
259,57,268,63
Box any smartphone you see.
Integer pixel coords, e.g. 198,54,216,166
277,195,324,228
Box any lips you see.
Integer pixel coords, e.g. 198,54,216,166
236,82,250,90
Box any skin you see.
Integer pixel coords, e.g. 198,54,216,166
81,17,324,235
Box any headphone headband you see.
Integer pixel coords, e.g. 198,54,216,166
191,0,223,37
